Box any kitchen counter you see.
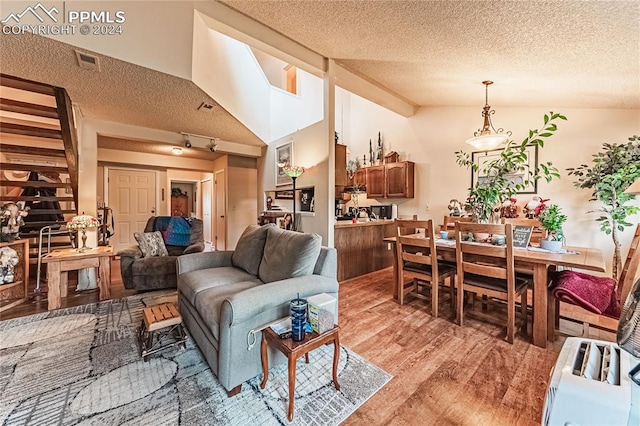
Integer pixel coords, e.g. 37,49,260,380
334,219,395,228
334,219,396,281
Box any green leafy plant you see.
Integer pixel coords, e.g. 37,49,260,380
567,136,640,279
456,112,567,222
537,204,567,241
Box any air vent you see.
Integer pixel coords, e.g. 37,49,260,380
198,102,216,112
75,50,101,72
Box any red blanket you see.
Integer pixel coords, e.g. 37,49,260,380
551,270,621,318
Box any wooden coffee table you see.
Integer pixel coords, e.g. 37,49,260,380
260,325,341,422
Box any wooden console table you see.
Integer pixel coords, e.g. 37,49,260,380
0,239,29,313
42,246,113,310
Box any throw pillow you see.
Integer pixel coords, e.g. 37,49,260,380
134,231,169,258
232,224,272,276
258,226,321,283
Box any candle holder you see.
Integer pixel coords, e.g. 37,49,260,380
290,297,308,342
67,213,99,252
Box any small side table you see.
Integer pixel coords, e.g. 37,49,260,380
138,302,187,361
260,325,341,422
41,246,113,310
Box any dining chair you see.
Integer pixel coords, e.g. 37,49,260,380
454,222,530,343
551,223,640,337
396,219,456,317
501,217,547,244
442,215,472,232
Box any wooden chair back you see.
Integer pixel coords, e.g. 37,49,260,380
501,217,546,244
442,215,472,231
454,222,514,287
619,223,640,304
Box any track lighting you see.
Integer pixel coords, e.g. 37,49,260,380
180,132,220,153
184,140,192,148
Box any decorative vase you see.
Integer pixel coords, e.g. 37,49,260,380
540,239,563,252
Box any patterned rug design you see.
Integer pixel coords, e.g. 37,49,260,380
0,293,391,425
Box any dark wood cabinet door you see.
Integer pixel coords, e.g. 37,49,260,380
366,165,386,198
350,168,366,188
335,144,348,186
386,162,414,198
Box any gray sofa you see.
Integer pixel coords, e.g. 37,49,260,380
177,224,339,396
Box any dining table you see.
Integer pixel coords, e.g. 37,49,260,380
384,235,606,348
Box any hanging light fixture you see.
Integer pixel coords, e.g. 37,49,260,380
466,80,511,151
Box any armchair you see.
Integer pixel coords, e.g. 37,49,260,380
119,216,204,291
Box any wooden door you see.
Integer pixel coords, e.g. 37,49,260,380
108,168,157,253
386,162,415,198
214,170,226,251
201,178,213,244
366,165,386,198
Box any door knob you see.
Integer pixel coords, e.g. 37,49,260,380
220,216,225,218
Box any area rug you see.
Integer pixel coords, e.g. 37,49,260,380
0,292,391,425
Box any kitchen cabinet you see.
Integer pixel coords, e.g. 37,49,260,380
335,144,347,186
348,169,366,188
386,161,414,198
366,165,386,198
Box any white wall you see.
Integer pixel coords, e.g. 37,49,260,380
341,94,640,275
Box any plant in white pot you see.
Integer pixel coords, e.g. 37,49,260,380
537,204,567,252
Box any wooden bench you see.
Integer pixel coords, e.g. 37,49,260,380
138,302,187,361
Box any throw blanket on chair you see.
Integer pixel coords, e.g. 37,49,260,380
551,270,621,318
154,216,192,247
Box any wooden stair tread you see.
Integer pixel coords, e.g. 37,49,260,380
23,209,76,215
0,196,75,202
0,98,59,119
0,74,56,96
18,220,67,228
0,122,62,139
0,163,68,174
0,145,66,158
0,180,71,188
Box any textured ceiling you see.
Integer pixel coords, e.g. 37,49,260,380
0,31,264,147
221,0,640,109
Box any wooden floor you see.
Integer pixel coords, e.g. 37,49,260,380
0,263,617,425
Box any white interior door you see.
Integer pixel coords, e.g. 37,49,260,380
214,170,226,251
202,178,213,244
108,168,157,253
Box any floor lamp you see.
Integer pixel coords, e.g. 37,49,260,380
283,166,305,231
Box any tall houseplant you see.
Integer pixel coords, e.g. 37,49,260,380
456,112,567,222
567,136,640,279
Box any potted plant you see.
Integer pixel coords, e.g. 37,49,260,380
567,136,640,279
537,204,567,251
456,112,566,223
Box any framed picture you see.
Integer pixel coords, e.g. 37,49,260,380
471,144,539,194
275,190,294,200
300,187,315,212
275,141,293,186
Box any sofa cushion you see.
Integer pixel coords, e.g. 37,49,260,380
178,266,260,306
258,227,322,284
131,255,177,277
134,231,168,258
194,280,262,341
232,224,271,276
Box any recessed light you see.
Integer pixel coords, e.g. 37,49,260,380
172,147,183,155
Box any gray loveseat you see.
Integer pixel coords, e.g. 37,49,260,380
177,224,338,396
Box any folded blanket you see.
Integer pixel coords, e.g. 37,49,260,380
551,270,621,318
154,216,192,247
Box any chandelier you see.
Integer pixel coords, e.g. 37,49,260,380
466,80,511,151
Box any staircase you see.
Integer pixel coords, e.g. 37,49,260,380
0,74,79,262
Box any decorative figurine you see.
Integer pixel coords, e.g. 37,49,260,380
448,199,463,216
369,139,374,165
523,196,550,218
500,197,519,218
1,201,29,242
0,246,19,284
376,132,383,165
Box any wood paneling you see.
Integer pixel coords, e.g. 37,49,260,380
335,221,396,281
